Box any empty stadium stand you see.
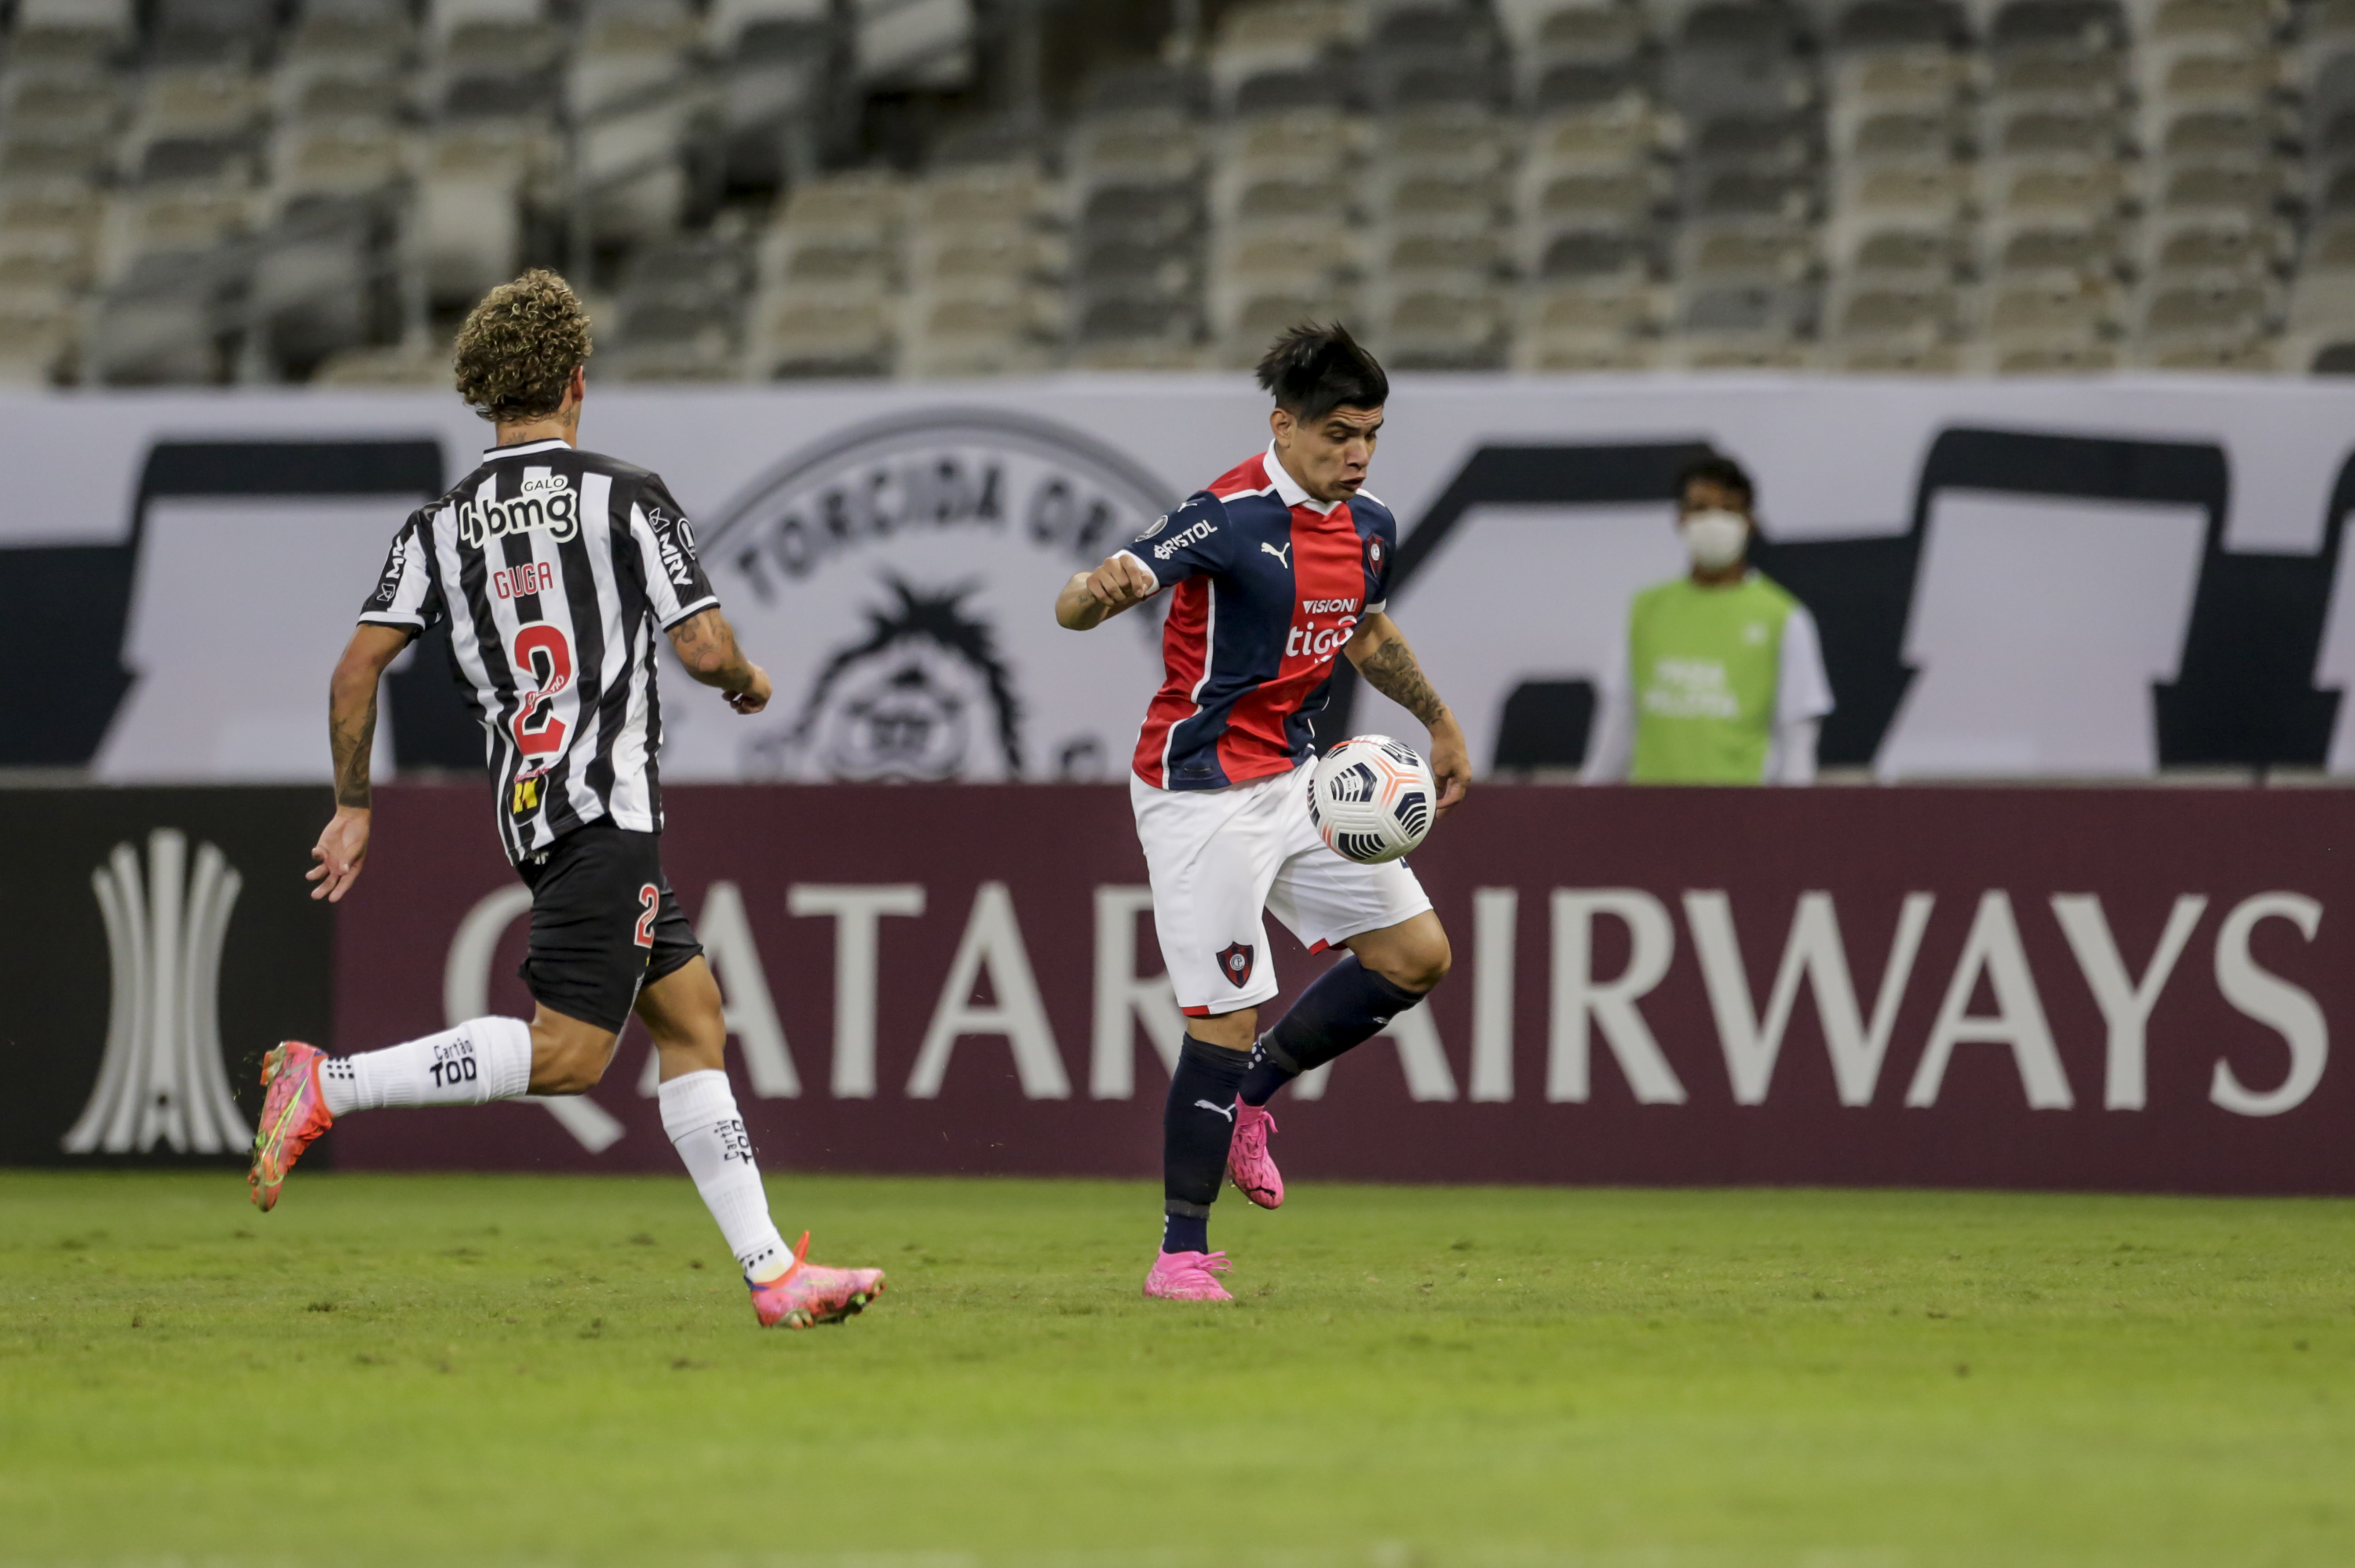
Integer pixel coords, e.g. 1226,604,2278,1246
0,0,2348,382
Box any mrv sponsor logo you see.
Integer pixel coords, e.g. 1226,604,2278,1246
63,829,252,1156
646,503,699,589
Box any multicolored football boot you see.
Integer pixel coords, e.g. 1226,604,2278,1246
248,1041,333,1212
748,1231,887,1329
1143,1249,1234,1302
1226,1101,1284,1209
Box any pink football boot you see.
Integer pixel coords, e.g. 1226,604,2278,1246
248,1041,333,1212
1226,1102,1283,1209
1143,1249,1234,1302
748,1231,887,1329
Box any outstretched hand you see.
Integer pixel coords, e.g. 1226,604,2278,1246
1427,716,1472,819
306,805,371,903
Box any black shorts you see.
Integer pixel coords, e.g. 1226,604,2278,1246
514,821,702,1034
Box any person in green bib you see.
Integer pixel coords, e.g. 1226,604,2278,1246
1583,453,1832,785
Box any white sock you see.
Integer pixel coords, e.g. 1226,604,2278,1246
659,1069,791,1283
319,1017,534,1116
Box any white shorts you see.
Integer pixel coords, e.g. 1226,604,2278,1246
1131,761,1432,1016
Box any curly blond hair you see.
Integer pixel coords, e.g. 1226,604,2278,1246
452,270,593,423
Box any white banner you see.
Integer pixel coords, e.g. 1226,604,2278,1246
5,373,2354,782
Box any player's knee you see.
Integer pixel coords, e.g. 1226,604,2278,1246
531,1033,615,1096
1371,929,1451,994
1402,930,1453,993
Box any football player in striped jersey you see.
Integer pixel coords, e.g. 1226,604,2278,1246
250,272,883,1329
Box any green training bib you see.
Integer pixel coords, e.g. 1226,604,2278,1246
1626,573,1799,785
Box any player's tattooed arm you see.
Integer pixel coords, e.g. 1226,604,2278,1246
330,691,375,808
667,607,772,714
1057,551,1160,629
1351,621,1447,725
311,623,412,902
1347,614,1472,816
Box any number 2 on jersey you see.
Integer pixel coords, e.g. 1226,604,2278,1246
510,623,574,757
635,884,659,949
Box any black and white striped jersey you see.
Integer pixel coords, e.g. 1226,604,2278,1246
357,436,719,864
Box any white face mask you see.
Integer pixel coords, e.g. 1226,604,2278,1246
1680,509,1749,573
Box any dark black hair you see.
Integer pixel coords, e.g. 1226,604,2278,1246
1676,452,1754,510
1255,322,1389,421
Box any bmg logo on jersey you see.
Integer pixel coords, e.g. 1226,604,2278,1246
456,473,580,549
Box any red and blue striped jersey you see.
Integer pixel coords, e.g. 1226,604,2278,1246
1122,444,1398,791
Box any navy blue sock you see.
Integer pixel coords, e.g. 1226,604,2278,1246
1237,956,1426,1107
1162,1034,1247,1253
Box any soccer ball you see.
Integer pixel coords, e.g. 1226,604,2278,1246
1307,735,1436,864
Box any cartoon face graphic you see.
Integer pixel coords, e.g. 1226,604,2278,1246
745,577,1024,782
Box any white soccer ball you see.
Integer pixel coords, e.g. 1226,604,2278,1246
1307,735,1437,864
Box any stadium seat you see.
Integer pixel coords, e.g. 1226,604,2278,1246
1519,275,1663,350
1988,275,2122,343
311,338,449,385
1681,220,1818,283
1834,339,1963,370
1377,279,1510,368
97,188,257,289
148,0,281,67
2287,272,2355,333
1215,279,1356,367
1207,0,1361,109
10,0,137,66
903,290,1056,379
89,290,223,385
1832,279,1960,345
253,207,383,377
0,291,77,383
1993,339,2120,371
417,128,539,305
751,285,896,379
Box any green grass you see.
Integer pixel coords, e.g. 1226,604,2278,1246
0,1172,2350,1568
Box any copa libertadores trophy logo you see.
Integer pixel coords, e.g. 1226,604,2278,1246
61,828,251,1156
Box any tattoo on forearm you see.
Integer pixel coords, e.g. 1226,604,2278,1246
332,692,375,809
1360,636,1449,727
670,610,745,686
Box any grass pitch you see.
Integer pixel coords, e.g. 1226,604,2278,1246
1,1172,2350,1568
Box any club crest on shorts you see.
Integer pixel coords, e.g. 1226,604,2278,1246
1216,942,1255,989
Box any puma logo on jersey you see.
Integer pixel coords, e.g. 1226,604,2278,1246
1193,1099,1236,1123
1261,541,1292,567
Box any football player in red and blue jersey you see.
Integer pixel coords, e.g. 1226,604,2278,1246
1054,323,1470,1301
